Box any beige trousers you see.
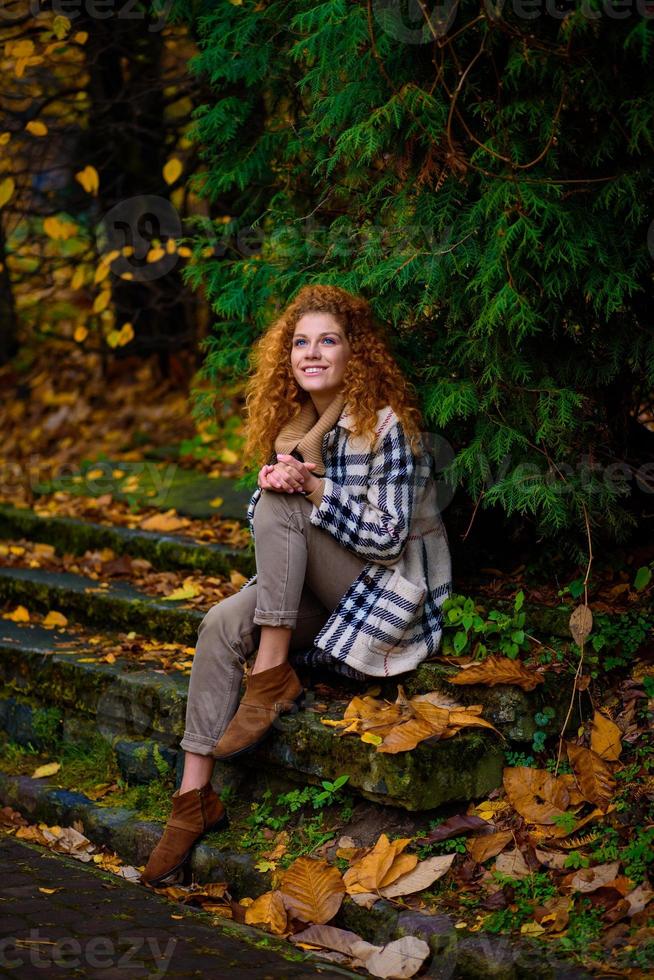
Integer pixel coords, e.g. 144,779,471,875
179,489,367,755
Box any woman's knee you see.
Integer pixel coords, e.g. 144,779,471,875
252,488,310,533
196,599,255,666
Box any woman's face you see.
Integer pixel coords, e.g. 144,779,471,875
290,312,352,403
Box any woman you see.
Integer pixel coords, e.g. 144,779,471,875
140,285,452,888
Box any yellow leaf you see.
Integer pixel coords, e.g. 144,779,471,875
32,762,61,779
52,15,72,38
0,177,15,208
43,216,78,240
0,133,10,146
70,266,86,290
521,921,546,936
361,731,383,745
26,120,48,137
75,165,99,196
146,247,165,263
93,290,111,314
8,40,34,58
3,605,30,622
118,322,134,344
219,448,238,464
73,31,88,44
73,326,88,343
161,583,199,602
43,611,68,628
208,496,224,508
163,158,183,185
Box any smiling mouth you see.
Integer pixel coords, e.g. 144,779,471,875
302,367,328,374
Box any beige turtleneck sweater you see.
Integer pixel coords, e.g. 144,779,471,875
273,392,346,506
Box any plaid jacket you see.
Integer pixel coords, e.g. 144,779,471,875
239,404,453,677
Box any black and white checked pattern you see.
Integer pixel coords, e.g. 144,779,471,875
240,405,452,677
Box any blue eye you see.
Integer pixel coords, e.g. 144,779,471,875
294,337,336,346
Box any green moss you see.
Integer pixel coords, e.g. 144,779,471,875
31,706,63,744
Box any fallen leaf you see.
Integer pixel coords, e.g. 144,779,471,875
32,762,61,779
567,861,622,893
279,857,345,924
43,610,68,628
378,854,456,898
244,890,287,934
590,710,622,762
364,936,431,978
503,767,570,824
449,655,544,691
569,604,593,646
344,834,413,894
495,847,531,878
566,742,616,811
467,830,513,864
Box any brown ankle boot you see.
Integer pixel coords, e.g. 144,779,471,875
140,781,228,888
211,661,304,761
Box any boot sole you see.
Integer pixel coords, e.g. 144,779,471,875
140,812,230,888
211,691,305,762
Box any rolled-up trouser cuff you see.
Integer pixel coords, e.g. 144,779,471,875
179,731,217,755
253,608,297,628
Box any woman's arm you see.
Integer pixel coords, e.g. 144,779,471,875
307,423,418,565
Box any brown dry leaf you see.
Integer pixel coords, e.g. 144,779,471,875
537,895,572,932
410,691,463,710
448,655,544,692
279,856,345,924
557,773,587,806
377,719,440,754
378,852,418,888
566,742,616,811
443,710,503,738
569,604,593,646
566,861,622,893
409,701,450,730
244,890,288,935
139,511,189,533
467,830,513,864
378,854,456,898
344,834,413,894
290,924,381,961
534,848,570,870
495,847,531,879
344,696,383,721
503,767,570,824
590,710,622,762
624,881,654,917
364,936,431,978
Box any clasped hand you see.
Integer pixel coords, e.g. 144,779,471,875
257,454,320,494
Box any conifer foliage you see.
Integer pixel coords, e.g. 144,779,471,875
173,0,654,547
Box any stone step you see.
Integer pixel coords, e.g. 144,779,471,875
31,459,254,522
0,502,255,578
0,565,204,644
0,618,507,811
0,559,580,748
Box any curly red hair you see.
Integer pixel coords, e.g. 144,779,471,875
242,285,425,468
